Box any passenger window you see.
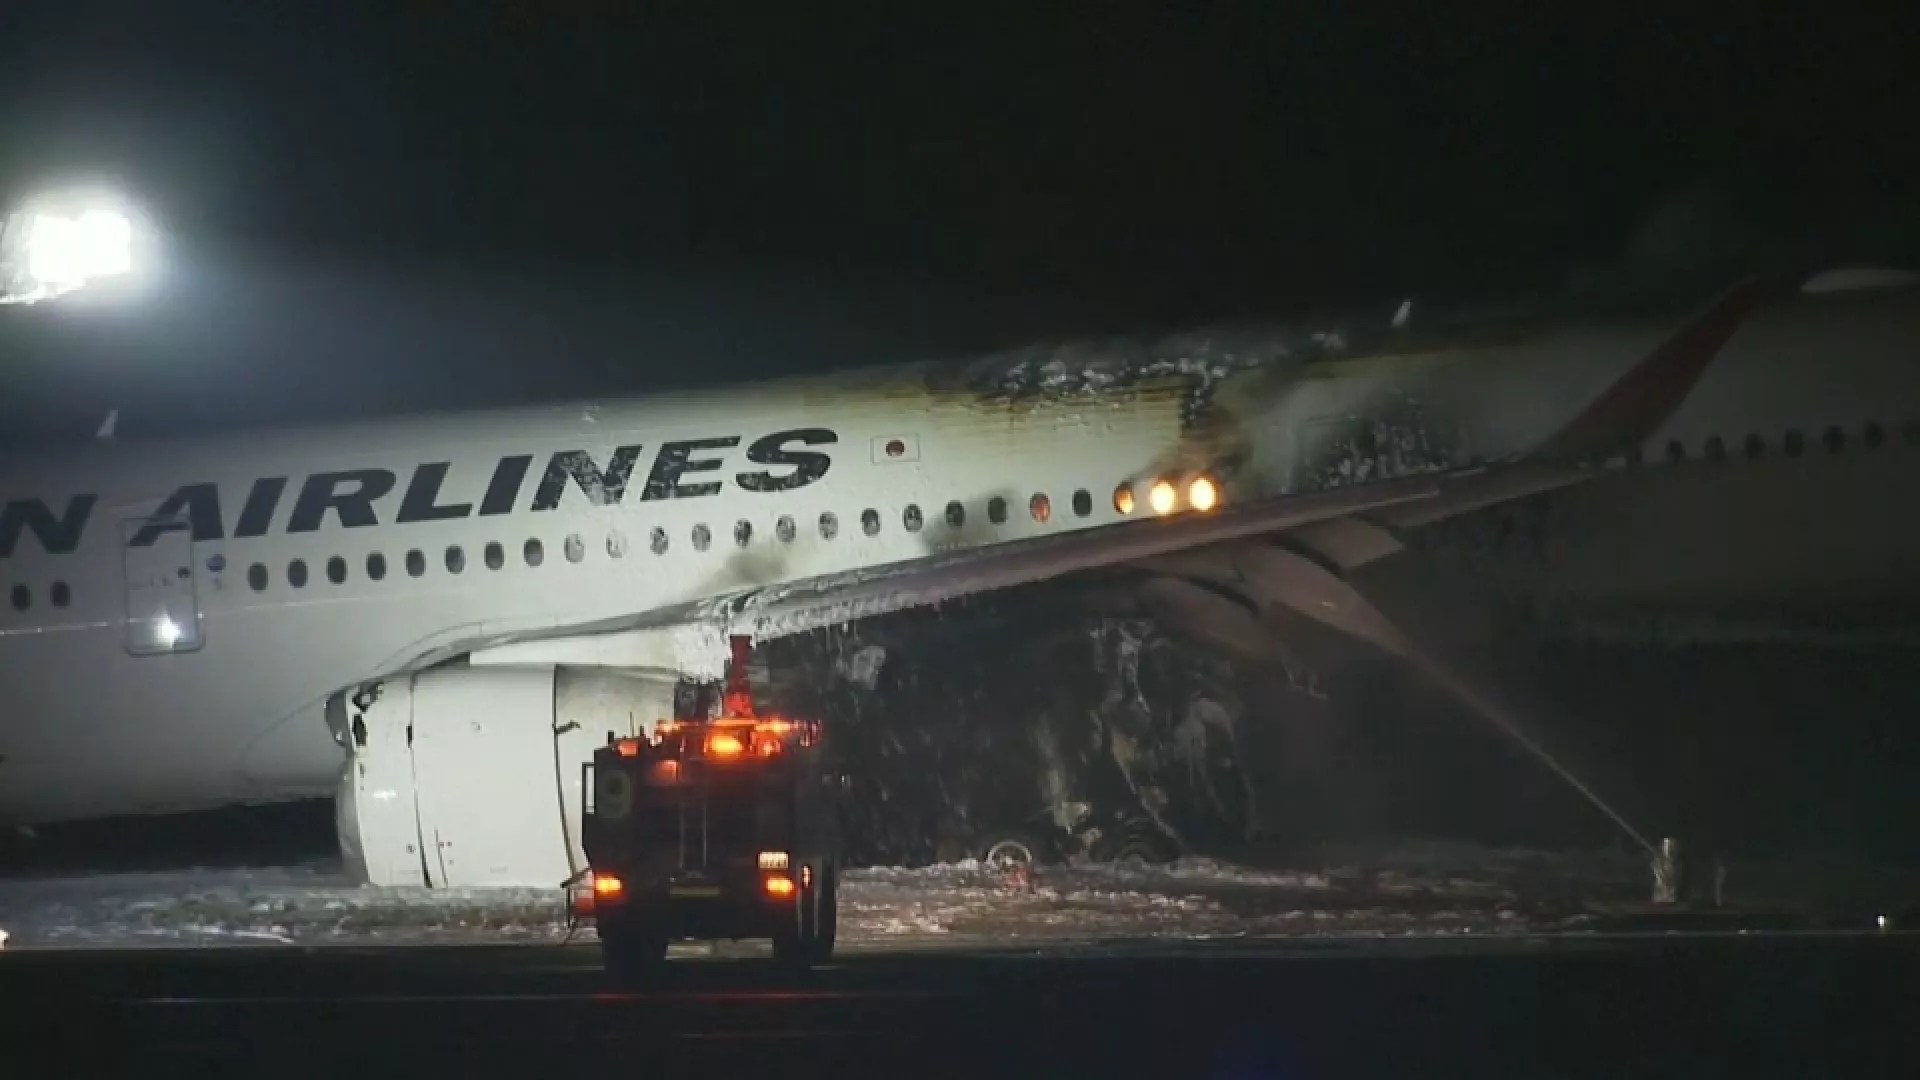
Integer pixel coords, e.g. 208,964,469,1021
1072,490,1092,517
1744,434,1765,460
945,501,965,528
326,556,347,584
248,563,269,591
734,520,752,547
861,508,880,536
1704,435,1725,461
9,584,27,610
50,581,70,608
445,545,466,574
650,527,668,555
903,504,923,532
524,538,545,567
1865,422,1886,449
1782,429,1805,457
607,532,627,558
288,559,309,588
565,534,585,563
776,515,796,543
1030,493,1051,523
819,512,839,540
692,524,711,551
988,497,1007,524
406,549,426,577
1823,426,1845,453
1665,441,1685,464
485,542,505,570
366,553,387,581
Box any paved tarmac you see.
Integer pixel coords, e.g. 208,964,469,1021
2,930,1914,1077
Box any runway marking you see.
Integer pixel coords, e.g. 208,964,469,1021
132,989,949,1005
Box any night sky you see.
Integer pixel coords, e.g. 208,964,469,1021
0,4,1915,444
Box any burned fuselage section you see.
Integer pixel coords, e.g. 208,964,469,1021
757,582,1307,866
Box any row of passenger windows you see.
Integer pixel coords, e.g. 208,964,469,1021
238,490,1102,592
1655,420,1920,464
7,581,72,611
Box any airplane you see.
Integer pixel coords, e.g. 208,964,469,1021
1,264,1917,888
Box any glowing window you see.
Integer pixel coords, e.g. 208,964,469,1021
1113,484,1135,515
1030,493,1051,523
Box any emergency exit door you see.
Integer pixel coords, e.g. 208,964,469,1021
122,515,203,655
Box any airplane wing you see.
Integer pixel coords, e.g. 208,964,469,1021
474,275,1780,658
708,275,1781,640
701,459,1592,642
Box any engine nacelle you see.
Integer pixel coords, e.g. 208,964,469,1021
333,664,673,887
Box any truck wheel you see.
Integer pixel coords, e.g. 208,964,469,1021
773,862,837,968
599,919,668,984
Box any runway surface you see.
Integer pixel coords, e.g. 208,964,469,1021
4,930,1914,1077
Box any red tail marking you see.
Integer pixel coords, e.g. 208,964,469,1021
1536,277,1792,462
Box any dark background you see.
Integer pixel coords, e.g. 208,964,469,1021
0,3,1915,442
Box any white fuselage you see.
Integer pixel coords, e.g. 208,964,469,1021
3,277,1919,827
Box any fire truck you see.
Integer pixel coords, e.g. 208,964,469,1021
569,646,840,979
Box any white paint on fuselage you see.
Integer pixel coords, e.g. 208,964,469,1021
2,280,1918,825
0,368,1187,822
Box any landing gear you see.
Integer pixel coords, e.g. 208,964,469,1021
979,821,1071,869
1091,816,1180,864
772,861,838,968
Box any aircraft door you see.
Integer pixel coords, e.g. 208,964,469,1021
121,515,204,655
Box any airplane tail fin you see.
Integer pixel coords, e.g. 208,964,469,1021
1532,276,1793,463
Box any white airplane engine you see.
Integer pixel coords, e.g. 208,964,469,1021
332,665,661,887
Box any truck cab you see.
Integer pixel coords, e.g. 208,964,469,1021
574,711,840,979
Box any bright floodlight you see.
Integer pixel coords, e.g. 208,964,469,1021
27,209,132,285
2,192,143,304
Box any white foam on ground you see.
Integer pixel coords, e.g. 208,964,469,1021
0,842,1667,950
